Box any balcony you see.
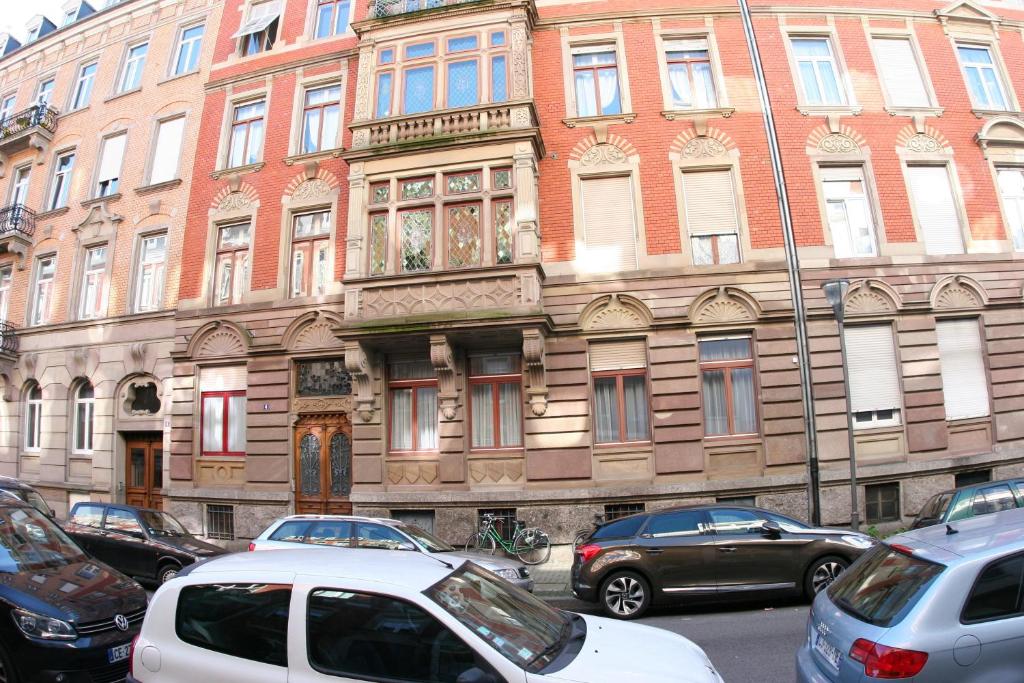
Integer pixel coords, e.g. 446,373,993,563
0,320,18,358
370,0,486,19
0,204,35,266
0,104,59,157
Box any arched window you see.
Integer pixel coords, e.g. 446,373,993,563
24,384,42,452
73,382,95,453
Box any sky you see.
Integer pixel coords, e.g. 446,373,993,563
2,1,70,42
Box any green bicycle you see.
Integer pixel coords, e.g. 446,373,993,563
464,513,551,565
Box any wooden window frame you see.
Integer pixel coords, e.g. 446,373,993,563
665,44,717,109
134,232,167,313
48,150,75,211
572,49,621,117
72,382,95,454
78,244,108,320
301,84,341,154
468,357,523,451
118,42,148,94
200,390,246,457
690,233,739,266
290,211,331,298
314,0,352,39
698,338,760,439
229,100,265,168
70,61,97,110
214,223,251,306
865,482,901,523
30,255,56,327
388,377,439,454
24,384,42,452
397,207,434,273
591,368,650,446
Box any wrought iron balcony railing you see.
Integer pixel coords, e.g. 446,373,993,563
0,204,35,239
370,0,484,18
0,104,59,141
0,320,18,356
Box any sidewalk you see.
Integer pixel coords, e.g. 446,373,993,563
530,544,573,596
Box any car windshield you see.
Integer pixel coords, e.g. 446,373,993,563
916,492,954,525
426,564,569,672
139,510,189,537
1,488,50,516
0,505,87,572
399,523,454,553
827,544,944,627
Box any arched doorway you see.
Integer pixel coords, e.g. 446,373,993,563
294,413,353,514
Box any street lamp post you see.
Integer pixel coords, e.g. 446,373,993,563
823,279,860,531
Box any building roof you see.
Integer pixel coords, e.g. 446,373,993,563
893,505,1024,564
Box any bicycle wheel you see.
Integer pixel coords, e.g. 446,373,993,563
464,531,497,554
572,528,591,550
513,528,551,565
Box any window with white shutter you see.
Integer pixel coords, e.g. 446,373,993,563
590,340,649,444
844,325,902,429
580,176,638,272
96,133,126,198
871,37,930,108
906,165,965,255
681,169,741,265
936,319,989,420
997,168,1024,251
150,117,185,185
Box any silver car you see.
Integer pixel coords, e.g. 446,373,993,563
250,514,535,592
797,505,1024,682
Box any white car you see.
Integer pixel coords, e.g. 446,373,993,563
128,547,723,683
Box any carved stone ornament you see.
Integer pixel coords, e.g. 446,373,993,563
70,347,92,378
354,46,374,120
387,461,439,486
522,328,548,417
844,281,897,316
905,133,942,153
511,26,529,99
682,137,727,159
429,335,458,421
293,396,354,415
191,321,250,359
692,287,757,325
293,318,343,350
218,192,254,212
511,106,532,129
934,276,983,309
128,342,147,374
291,178,332,202
343,340,375,422
580,144,628,166
817,133,860,154
21,352,37,380
581,293,653,331
469,458,524,484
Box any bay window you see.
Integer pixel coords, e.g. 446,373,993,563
79,245,108,320
399,208,433,273
403,65,435,114
699,337,758,437
214,223,251,306
572,48,622,117
470,354,522,449
590,341,650,444
389,360,438,452
290,211,331,297
201,391,246,456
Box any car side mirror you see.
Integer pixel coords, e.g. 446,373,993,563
456,667,498,683
761,521,783,538
124,529,147,540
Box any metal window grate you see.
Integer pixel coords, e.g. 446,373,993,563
478,508,516,542
206,504,235,541
955,469,992,489
865,483,901,524
604,503,645,521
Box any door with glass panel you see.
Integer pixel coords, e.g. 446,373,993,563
294,414,352,515
125,436,164,509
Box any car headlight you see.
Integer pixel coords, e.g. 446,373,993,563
842,535,875,549
495,568,520,581
12,608,77,641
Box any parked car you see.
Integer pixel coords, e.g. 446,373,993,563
64,502,227,584
128,547,723,683
0,475,53,517
252,514,535,592
797,505,1024,682
572,504,875,619
0,497,148,683
912,476,1024,528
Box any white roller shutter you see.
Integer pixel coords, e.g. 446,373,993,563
907,166,965,255
589,340,647,371
151,117,185,184
97,134,126,184
199,365,247,392
681,170,738,236
844,325,901,413
872,37,930,108
665,38,709,52
581,176,638,272
936,319,990,420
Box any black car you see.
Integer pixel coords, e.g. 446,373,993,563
64,503,226,585
0,497,147,683
0,476,53,517
572,504,876,619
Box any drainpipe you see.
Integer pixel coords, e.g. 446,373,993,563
736,0,822,525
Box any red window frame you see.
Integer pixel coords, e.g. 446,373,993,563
290,211,331,298
698,340,759,438
469,358,523,450
201,390,246,457
591,369,650,445
388,377,439,453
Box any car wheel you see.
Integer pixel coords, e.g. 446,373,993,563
600,571,651,620
158,563,181,584
0,642,19,683
805,556,848,598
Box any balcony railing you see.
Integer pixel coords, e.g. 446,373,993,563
351,101,536,151
370,0,484,18
0,204,35,239
0,104,58,142
0,321,18,356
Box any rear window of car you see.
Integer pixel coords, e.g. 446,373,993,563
591,515,646,540
176,583,291,666
916,492,954,525
827,544,944,627
962,554,1024,623
269,520,311,542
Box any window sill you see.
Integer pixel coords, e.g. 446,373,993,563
702,434,762,445
135,179,183,195
35,206,70,220
661,107,735,120
593,443,652,456
387,451,441,458
851,424,903,434
468,448,526,458
947,415,991,426
972,108,1021,119
104,87,142,104
81,193,122,208
158,70,200,86
284,147,345,166
562,112,637,128
796,104,862,117
211,161,265,180
885,106,943,118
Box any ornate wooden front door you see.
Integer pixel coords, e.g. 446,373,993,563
294,414,353,515
125,437,163,509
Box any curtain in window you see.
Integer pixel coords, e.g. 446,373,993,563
699,338,750,362
702,370,728,436
203,397,224,452
574,70,598,117
597,67,621,114
623,375,649,441
472,384,493,448
499,382,522,447
693,61,716,108
594,377,620,443
391,389,412,450
668,63,692,107
228,395,246,452
731,368,756,434
417,387,438,449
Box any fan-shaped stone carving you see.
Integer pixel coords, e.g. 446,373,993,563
682,137,727,158
219,192,254,212
933,276,984,310
818,134,859,154
191,323,249,359
580,294,653,331
580,144,628,166
691,287,758,325
844,281,898,316
294,320,342,350
291,178,332,201
905,134,942,153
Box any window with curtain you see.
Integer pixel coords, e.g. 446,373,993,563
73,382,95,453
956,44,1008,110
936,319,990,421
301,84,342,154
96,133,126,197
871,37,929,108
290,211,331,297
24,383,42,451
470,354,522,449
665,38,717,109
134,234,167,313
791,37,846,106
201,391,247,456
228,100,265,168
47,151,75,210
590,341,650,444
997,168,1024,251
699,337,758,437
214,223,251,306
844,325,902,429
150,116,186,184
118,42,148,93
315,0,351,39
572,49,622,117
173,24,205,76
821,166,878,258
30,256,56,327
388,360,438,452
681,169,741,265
79,245,108,320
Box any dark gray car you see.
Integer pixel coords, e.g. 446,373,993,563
572,505,875,619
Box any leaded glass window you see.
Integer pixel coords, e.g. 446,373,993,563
492,168,512,190
448,204,481,268
494,199,513,265
296,359,351,396
446,171,481,194
401,209,433,272
401,177,433,199
369,213,388,275
446,60,479,108
371,182,390,204
330,432,352,496
300,433,321,496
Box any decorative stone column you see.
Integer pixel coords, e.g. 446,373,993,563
513,143,541,263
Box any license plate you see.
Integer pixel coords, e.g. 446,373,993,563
814,630,842,670
108,643,131,664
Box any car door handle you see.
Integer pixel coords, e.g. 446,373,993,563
718,546,737,553
646,547,664,555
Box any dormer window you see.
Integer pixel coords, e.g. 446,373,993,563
27,24,41,42
63,8,78,26
234,0,280,57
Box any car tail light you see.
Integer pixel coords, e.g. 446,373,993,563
850,638,928,679
248,542,256,552
128,635,140,677
577,543,601,564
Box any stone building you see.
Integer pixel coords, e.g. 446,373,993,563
0,0,221,516
164,0,1024,545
